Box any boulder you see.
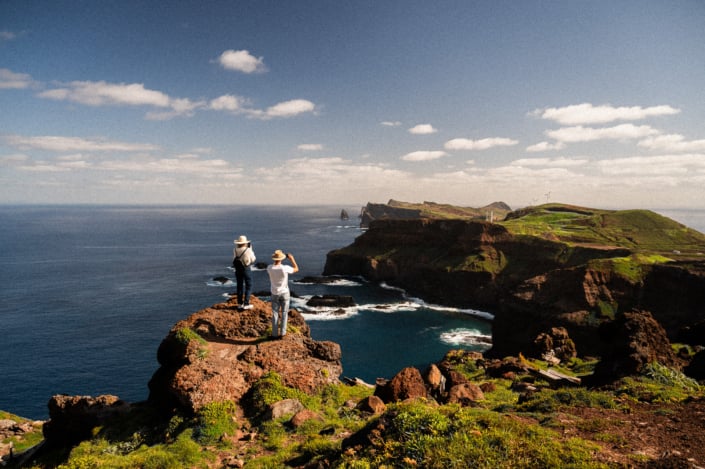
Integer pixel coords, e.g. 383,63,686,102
374,367,427,403
43,394,130,446
531,326,577,362
590,310,683,384
447,383,485,405
265,399,304,420
148,296,342,414
355,396,387,415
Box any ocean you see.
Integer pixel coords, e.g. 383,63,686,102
2,206,703,420
0,205,495,420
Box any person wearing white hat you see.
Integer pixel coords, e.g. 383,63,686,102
266,249,299,338
232,235,256,310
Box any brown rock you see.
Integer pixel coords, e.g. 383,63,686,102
425,364,445,397
290,409,322,428
531,326,577,362
148,296,342,414
356,395,387,415
374,367,427,403
591,310,683,384
447,383,485,405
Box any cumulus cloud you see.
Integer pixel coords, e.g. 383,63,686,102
297,144,323,151
248,99,316,119
217,49,267,74
0,68,34,89
209,94,246,112
444,137,518,151
408,124,437,135
545,124,659,143
525,141,566,152
533,103,680,125
400,150,447,161
38,80,204,119
638,134,705,153
0,31,16,42
4,135,160,153
381,121,402,127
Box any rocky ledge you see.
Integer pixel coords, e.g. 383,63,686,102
147,296,342,415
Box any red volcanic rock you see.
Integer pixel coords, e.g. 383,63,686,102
148,296,342,414
374,367,427,403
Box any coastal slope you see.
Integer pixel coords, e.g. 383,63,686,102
324,202,705,358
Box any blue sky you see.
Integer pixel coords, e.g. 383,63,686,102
2,0,705,209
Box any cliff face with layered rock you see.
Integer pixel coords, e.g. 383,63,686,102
324,203,705,358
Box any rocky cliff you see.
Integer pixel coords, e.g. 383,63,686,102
324,204,705,358
147,296,342,415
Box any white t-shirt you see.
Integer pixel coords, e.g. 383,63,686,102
267,264,294,295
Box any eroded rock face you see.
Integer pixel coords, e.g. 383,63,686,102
148,296,342,414
324,217,705,358
590,310,683,384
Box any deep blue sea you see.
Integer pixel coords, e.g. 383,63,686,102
0,205,497,420
2,206,703,420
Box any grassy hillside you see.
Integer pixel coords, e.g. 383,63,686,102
386,199,512,221
501,204,705,257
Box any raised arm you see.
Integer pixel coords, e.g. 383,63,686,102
287,253,299,273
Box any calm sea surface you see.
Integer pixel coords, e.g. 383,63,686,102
0,205,495,419
1,206,703,419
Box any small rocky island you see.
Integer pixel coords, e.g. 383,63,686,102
4,200,705,468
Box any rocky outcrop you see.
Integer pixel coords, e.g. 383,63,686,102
42,395,130,446
148,296,342,414
590,310,683,383
324,216,705,358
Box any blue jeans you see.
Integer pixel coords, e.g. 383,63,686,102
271,291,290,337
236,266,252,305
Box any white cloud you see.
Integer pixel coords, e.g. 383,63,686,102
251,99,316,119
39,80,172,107
4,135,160,153
595,154,705,176
400,150,447,161
638,134,705,153
408,124,437,135
217,49,267,74
297,144,323,151
381,121,402,127
545,124,659,143
209,94,245,111
525,141,566,152
444,137,518,151
510,157,589,167
0,68,33,89
533,103,680,125
38,80,203,119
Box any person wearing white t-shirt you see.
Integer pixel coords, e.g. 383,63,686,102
266,249,299,338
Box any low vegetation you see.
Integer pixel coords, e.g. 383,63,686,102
8,356,704,468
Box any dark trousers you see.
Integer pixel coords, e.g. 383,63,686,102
235,266,252,305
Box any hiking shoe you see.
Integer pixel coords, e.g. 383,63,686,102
242,304,254,310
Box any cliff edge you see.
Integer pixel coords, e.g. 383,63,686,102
324,202,705,358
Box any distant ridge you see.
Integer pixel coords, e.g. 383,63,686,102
359,199,512,227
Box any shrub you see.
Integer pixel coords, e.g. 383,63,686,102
194,400,238,446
